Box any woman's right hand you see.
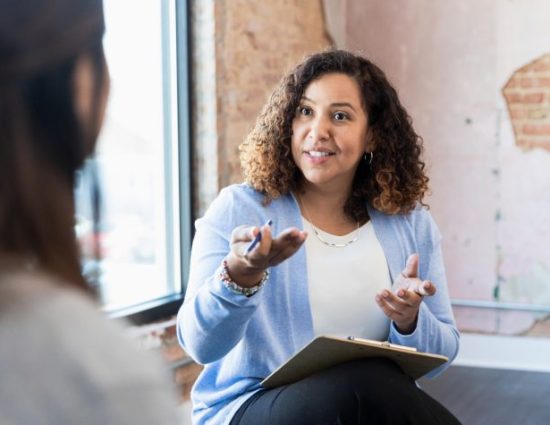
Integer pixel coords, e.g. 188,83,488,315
225,223,307,287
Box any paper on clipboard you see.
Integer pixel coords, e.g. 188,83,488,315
261,335,448,388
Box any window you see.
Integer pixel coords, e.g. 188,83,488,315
75,0,192,321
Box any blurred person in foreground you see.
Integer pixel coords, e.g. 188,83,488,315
0,1,178,424
178,50,461,425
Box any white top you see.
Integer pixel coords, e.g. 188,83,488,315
303,217,392,340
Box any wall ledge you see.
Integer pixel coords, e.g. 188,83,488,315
454,333,550,372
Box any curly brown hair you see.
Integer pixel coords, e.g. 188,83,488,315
239,49,429,222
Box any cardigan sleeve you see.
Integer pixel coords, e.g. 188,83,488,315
388,209,460,377
176,187,266,364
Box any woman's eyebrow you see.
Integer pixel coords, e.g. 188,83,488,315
331,102,357,112
301,96,357,112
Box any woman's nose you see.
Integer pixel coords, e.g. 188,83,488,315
308,116,331,141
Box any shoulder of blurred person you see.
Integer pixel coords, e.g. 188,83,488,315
0,269,179,425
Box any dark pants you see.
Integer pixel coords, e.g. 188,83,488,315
230,358,461,425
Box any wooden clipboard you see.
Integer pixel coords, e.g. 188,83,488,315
261,335,448,388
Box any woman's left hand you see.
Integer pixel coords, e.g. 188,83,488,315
375,253,436,334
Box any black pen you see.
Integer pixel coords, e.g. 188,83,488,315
245,219,273,253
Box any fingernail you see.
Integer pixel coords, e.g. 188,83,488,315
382,290,389,298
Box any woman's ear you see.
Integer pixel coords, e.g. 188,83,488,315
72,52,110,153
73,54,95,128
365,129,376,153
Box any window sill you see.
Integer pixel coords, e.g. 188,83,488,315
107,293,184,325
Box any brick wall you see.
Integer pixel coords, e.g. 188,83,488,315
503,54,550,151
193,0,330,216
210,0,331,194
131,317,202,402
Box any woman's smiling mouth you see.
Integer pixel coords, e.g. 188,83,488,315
303,149,335,164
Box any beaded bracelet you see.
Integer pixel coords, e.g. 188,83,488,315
218,259,269,297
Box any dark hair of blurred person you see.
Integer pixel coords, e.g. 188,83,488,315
0,0,108,288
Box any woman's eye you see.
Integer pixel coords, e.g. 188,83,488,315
333,112,348,121
298,106,312,116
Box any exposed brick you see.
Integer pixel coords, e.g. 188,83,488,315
174,362,204,401
517,139,550,150
159,343,188,364
505,78,519,89
535,77,550,87
505,92,545,104
520,78,534,88
522,124,550,135
528,108,550,119
532,61,550,72
517,77,550,88
503,54,550,152
503,92,520,103
524,316,550,336
214,0,331,187
130,319,201,402
525,93,544,103
509,109,527,120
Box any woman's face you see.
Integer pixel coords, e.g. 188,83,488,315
291,72,369,193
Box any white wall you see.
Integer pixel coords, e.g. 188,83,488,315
336,0,550,336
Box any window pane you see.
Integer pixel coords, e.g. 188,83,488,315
76,0,181,311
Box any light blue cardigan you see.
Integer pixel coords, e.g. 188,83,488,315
177,184,459,425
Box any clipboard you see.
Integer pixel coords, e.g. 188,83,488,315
261,335,448,388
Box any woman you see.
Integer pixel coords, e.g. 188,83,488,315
178,50,460,425
0,1,177,423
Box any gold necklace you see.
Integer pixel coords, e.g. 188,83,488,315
297,195,361,248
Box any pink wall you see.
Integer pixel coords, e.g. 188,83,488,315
335,0,550,334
